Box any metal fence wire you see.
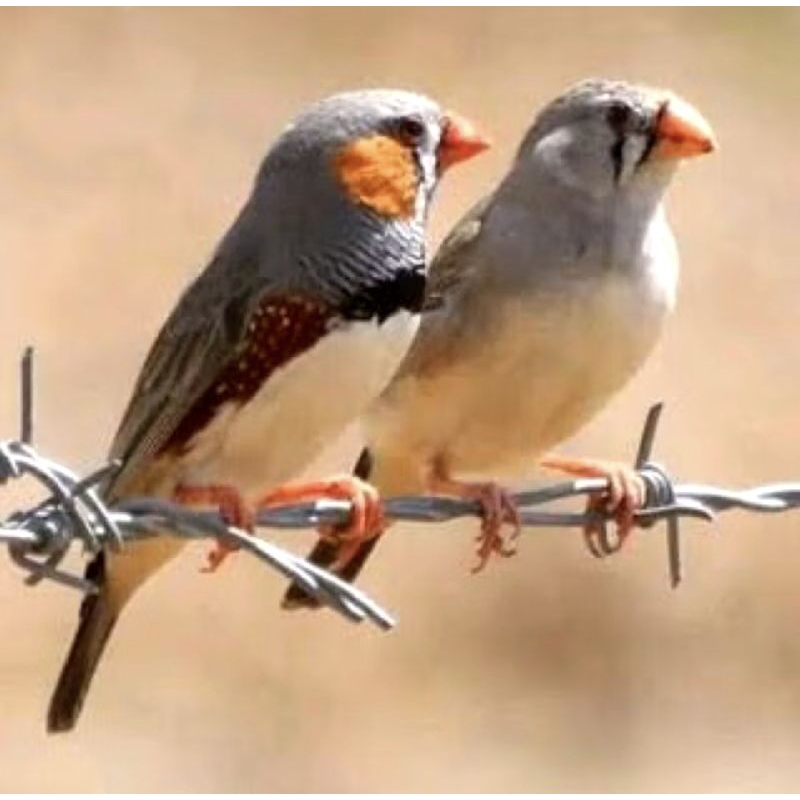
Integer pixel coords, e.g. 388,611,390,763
3,348,800,631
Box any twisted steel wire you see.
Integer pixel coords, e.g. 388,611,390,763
4,349,800,630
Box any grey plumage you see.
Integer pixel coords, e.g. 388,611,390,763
48,88,465,732
107,90,443,500
284,78,716,603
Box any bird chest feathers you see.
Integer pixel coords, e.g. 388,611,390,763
180,310,419,496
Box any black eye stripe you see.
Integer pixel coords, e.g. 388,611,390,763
606,101,632,133
606,101,630,183
636,102,667,168
606,99,660,180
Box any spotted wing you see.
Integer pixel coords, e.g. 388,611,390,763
106,265,335,501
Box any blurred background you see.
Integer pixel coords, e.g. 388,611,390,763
1,7,800,792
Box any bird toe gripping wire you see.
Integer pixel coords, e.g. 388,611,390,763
4,348,800,625
0,349,396,630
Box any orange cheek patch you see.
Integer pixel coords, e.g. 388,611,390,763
333,135,418,219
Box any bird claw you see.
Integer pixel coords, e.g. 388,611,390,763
427,462,521,572
466,483,521,572
174,483,252,573
201,540,240,573
583,463,645,558
540,455,647,559
257,474,385,571
583,494,634,558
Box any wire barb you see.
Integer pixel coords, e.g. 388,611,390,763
1,349,395,629
5,349,800,624
20,346,33,445
632,402,682,588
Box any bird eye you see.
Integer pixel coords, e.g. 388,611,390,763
606,102,632,130
394,116,426,141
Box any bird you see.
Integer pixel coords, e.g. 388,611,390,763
46,88,489,733
282,78,716,609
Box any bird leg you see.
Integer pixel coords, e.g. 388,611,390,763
428,457,521,573
539,455,647,557
255,475,385,570
173,483,254,572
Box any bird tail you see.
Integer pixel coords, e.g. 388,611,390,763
281,447,382,610
47,555,118,733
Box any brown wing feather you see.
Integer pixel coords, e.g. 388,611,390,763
105,262,334,500
107,320,225,498
160,295,334,456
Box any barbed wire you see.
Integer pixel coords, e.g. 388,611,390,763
4,349,800,629
0,436,398,629
1,349,396,629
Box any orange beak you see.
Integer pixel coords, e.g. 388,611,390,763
652,95,717,160
438,111,491,170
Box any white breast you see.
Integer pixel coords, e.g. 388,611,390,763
367,225,678,491
182,311,418,498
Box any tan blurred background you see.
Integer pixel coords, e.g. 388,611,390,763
1,7,800,792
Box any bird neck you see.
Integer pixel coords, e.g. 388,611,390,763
490,159,676,286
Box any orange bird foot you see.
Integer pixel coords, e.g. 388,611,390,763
539,455,647,558
428,463,521,572
256,474,385,570
173,483,254,572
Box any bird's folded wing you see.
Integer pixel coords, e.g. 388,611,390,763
423,194,492,308
105,263,335,501
391,195,493,380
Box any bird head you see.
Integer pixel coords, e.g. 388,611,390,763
261,88,490,224
515,78,716,201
